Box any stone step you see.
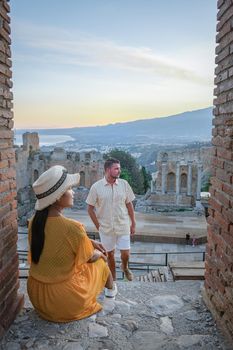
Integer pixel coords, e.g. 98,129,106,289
136,269,163,282
171,268,205,281
3,280,226,350
169,261,205,281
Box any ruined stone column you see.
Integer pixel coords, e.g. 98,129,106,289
161,162,167,194
187,161,192,196
150,179,154,192
175,162,180,195
196,163,202,201
85,167,91,188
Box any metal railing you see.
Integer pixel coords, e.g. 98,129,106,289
18,249,205,280
130,250,206,266
117,251,205,279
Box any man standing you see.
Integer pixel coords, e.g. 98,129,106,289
86,158,136,296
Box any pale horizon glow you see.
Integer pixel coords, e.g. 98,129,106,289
11,0,216,129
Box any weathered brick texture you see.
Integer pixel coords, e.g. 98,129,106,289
204,1,233,342
0,0,23,338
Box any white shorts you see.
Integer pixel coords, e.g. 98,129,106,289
99,232,130,252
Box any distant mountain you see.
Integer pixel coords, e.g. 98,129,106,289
16,107,213,145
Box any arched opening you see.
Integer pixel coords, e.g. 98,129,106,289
167,172,175,192
180,173,187,193
75,153,80,162
80,171,85,187
34,169,39,181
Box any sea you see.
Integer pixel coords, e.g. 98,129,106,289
14,134,75,146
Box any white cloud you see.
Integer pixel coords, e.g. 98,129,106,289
13,21,212,86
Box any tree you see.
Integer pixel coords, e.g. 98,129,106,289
119,168,132,183
104,149,145,194
141,166,151,192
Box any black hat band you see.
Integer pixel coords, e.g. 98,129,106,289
36,170,68,199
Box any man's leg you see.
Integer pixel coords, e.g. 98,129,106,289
107,249,116,281
120,249,130,271
98,232,116,280
117,234,134,281
120,249,133,281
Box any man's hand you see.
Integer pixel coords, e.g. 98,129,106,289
91,240,107,256
126,202,136,236
88,249,107,263
130,222,136,235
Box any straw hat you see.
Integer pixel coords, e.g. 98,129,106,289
33,165,80,211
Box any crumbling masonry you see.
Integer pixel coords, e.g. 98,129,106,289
203,0,233,341
15,132,105,224
0,0,24,337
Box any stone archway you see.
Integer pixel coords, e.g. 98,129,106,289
180,173,187,193
80,171,85,187
33,169,39,181
167,172,175,192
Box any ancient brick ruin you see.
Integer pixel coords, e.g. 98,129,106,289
149,148,211,210
15,132,105,224
203,0,233,341
0,0,24,337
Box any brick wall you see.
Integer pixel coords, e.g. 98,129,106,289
0,0,24,338
203,0,233,341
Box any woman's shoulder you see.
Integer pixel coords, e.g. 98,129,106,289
62,217,86,232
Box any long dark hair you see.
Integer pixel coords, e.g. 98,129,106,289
31,207,49,263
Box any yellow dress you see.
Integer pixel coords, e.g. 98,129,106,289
27,216,110,322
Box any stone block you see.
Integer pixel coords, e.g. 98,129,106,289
219,101,233,114
218,76,233,93
217,5,233,32
0,6,10,23
0,28,11,46
215,46,229,65
0,159,8,168
3,20,10,35
213,92,227,105
209,197,222,213
214,69,228,83
215,190,230,208
217,147,233,161
222,182,233,196
217,1,233,21
0,203,10,219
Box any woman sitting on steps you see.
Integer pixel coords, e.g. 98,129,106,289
27,165,116,323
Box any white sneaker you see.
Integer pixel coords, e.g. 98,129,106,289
104,282,118,298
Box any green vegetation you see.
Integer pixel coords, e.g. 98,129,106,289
104,149,151,194
201,173,211,192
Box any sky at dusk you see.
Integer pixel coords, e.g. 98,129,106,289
11,0,217,129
